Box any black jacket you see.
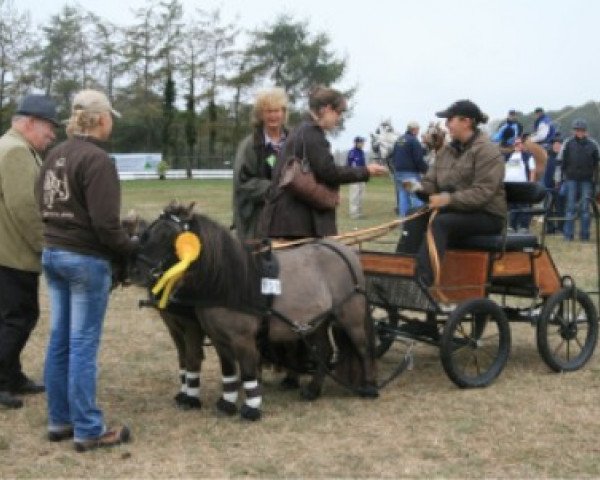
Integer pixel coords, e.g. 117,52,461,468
260,116,370,238
561,136,599,182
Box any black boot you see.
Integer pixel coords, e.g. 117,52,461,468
0,390,23,409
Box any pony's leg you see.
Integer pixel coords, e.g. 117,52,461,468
214,348,239,416
181,320,205,410
237,347,262,421
300,327,332,401
337,295,379,398
160,312,189,407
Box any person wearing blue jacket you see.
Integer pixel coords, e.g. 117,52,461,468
492,109,523,151
530,107,556,149
391,121,428,216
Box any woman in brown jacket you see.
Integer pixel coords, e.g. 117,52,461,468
261,86,386,239
410,99,507,288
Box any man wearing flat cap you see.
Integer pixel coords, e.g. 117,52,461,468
0,94,58,408
398,100,505,336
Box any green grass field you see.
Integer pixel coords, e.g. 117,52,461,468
1,177,599,478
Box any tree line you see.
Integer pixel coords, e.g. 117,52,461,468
0,0,349,173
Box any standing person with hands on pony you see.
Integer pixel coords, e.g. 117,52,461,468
37,89,138,452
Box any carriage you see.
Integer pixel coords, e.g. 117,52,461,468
360,181,600,388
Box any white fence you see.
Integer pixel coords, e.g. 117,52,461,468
119,169,233,181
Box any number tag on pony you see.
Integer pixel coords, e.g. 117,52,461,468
261,278,281,295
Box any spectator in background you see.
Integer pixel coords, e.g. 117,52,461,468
504,136,536,232
233,87,288,242
492,109,524,153
391,121,428,217
0,94,58,410
530,107,556,149
543,134,565,234
560,118,599,241
347,136,366,219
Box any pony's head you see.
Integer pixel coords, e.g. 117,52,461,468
370,119,399,160
129,201,196,289
130,201,261,308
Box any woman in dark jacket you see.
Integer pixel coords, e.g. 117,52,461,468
232,87,288,241
261,86,386,238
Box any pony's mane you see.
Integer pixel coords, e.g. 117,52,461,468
168,208,262,309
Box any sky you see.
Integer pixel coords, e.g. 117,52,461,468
21,0,600,152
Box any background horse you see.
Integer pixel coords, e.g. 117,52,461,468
421,121,449,166
370,119,400,161
130,203,378,421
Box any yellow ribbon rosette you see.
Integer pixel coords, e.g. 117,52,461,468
151,231,202,309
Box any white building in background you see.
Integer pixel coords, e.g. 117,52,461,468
110,153,162,174
110,152,232,180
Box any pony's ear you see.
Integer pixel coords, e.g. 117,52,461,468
186,202,195,214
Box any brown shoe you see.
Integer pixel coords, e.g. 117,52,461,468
74,425,131,452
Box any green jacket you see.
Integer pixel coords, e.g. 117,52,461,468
0,128,43,272
421,131,507,219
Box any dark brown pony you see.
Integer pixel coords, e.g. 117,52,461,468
123,214,205,410
129,203,378,421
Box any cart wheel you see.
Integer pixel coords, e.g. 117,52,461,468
440,298,511,388
371,306,399,358
536,287,598,372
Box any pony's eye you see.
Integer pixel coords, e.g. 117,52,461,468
140,232,149,243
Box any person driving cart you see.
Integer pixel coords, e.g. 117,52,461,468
399,100,507,291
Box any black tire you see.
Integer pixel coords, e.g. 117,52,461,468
536,287,598,372
440,298,511,388
371,306,399,358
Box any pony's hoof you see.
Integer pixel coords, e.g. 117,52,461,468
185,396,202,409
358,385,379,399
240,404,261,421
279,376,300,390
216,398,237,416
300,386,321,401
174,392,188,407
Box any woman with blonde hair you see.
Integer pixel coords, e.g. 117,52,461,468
232,87,289,241
37,89,136,452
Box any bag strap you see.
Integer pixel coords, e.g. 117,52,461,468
294,121,309,167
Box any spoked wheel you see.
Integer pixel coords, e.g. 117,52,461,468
536,287,598,372
440,298,511,388
370,306,399,358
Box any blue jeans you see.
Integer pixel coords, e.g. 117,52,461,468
42,248,111,442
395,171,424,217
563,180,593,240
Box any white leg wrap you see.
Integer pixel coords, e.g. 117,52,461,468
243,380,262,409
187,387,200,397
245,396,262,409
222,374,239,403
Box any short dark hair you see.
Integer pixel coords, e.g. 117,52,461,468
534,107,544,114
308,86,347,114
